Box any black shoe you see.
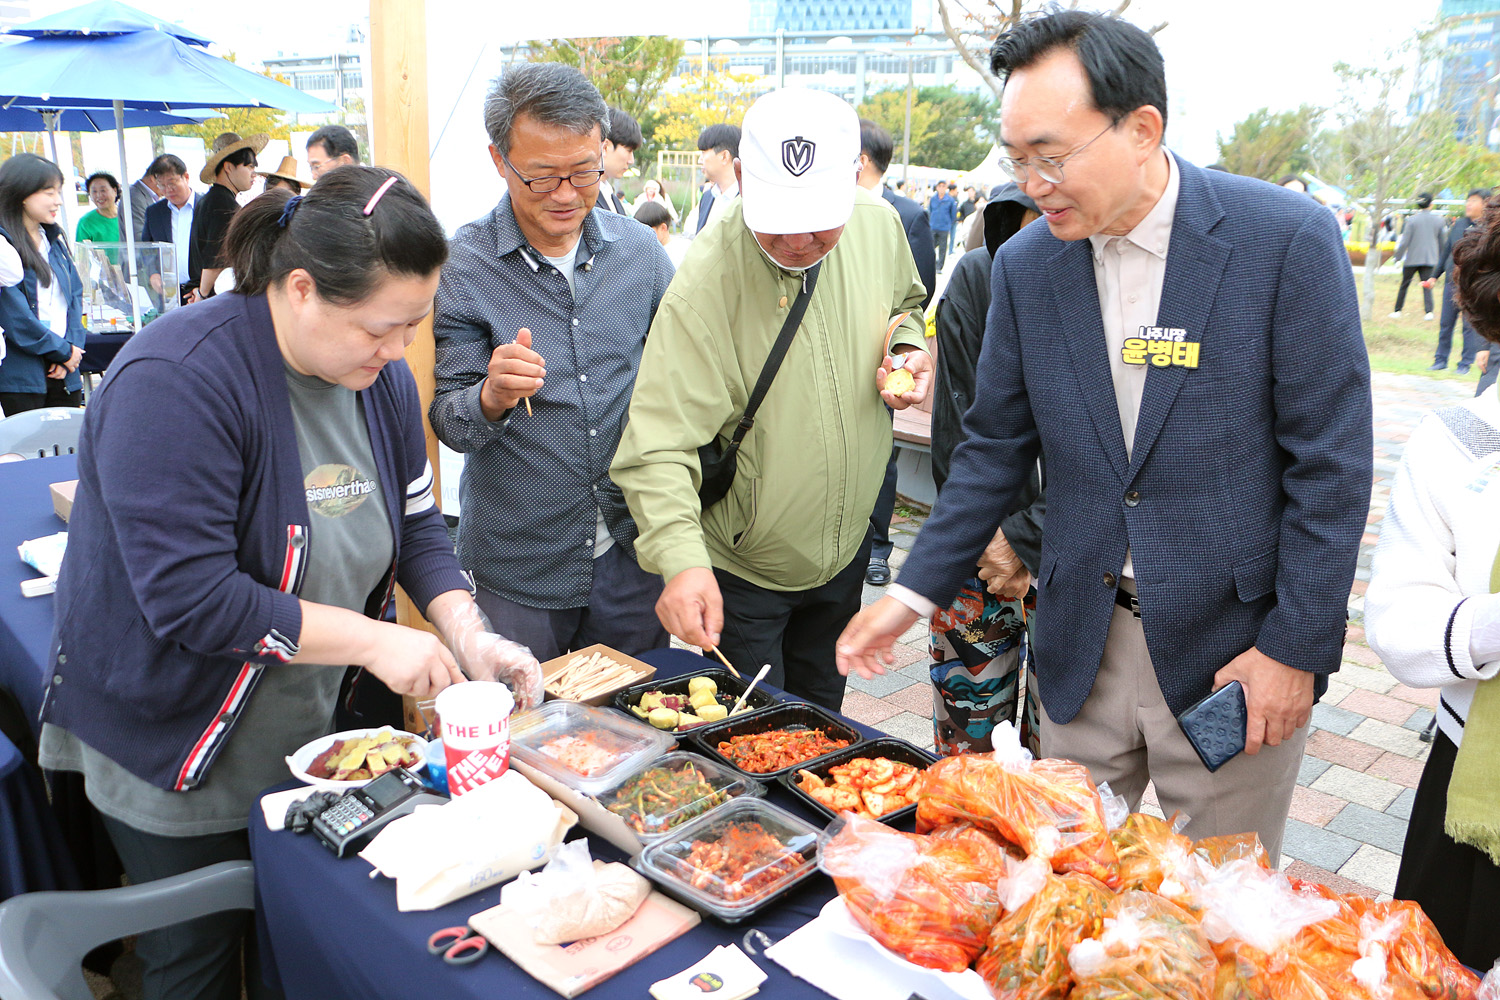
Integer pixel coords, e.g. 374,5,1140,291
1427,362,1448,371
865,559,891,586
1458,363,1472,375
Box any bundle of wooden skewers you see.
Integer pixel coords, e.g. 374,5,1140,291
545,649,646,702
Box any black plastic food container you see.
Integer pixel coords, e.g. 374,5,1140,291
611,668,779,732
776,736,938,825
685,702,865,779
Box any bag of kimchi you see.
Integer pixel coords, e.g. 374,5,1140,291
916,723,1120,888
818,813,1007,973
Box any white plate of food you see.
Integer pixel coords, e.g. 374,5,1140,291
286,728,428,790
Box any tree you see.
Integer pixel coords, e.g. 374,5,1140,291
935,0,1166,102
649,61,765,154
162,55,296,147
1216,105,1321,180
858,84,999,171
1316,57,1470,320
858,90,940,170
528,36,686,166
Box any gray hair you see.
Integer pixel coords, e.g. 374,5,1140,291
484,63,609,155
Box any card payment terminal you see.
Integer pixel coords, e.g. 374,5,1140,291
311,767,449,857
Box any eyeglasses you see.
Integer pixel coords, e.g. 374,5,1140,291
998,121,1115,186
498,149,605,194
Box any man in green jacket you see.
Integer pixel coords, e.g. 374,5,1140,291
611,88,931,709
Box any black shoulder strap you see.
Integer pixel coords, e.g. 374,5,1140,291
725,260,822,448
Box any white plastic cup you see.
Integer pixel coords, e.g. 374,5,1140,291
434,681,514,796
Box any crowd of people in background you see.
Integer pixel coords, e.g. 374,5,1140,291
8,12,1500,991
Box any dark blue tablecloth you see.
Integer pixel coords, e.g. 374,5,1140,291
0,727,78,902
251,648,888,1000
82,332,132,375
0,454,76,737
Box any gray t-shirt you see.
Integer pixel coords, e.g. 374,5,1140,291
40,365,395,836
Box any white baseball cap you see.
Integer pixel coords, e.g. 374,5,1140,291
738,88,860,235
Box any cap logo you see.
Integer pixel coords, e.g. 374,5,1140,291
781,136,816,177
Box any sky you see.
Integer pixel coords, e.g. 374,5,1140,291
25,0,1444,167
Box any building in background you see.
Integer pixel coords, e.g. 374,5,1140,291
1427,0,1500,148
749,0,919,32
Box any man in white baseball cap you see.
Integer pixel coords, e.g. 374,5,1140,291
612,87,933,709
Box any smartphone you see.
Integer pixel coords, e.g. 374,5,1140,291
1175,680,1247,773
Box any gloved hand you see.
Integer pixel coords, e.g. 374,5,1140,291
431,599,544,711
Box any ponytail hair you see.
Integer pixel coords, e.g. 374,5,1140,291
224,165,447,305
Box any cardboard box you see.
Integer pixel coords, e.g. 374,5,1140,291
50,480,77,522
541,643,655,706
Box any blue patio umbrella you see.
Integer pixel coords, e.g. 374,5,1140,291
0,1,335,328
4,0,213,46
0,105,213,131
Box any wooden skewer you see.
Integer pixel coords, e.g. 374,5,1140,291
707,645,742,678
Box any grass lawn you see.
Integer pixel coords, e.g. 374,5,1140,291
1358,270,1484,380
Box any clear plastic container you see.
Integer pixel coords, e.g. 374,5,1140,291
509,700,675,796
632,797,823,924
596,751,764,842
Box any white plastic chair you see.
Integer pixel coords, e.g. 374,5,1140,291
0,409,85,461
0,860,255,1000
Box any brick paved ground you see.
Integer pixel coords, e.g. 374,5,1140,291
846,370,1478,898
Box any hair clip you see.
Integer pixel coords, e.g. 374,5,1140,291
276,195,303,229
362,176,399,216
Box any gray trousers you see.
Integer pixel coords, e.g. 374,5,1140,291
99,816,280,1000
1037,600,1307,865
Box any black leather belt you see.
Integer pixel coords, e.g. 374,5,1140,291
1114,587,1141,618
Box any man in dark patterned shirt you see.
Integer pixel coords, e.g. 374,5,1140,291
430,63,674,660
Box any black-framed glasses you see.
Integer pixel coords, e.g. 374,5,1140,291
498,149,605,194
998,121,1115,186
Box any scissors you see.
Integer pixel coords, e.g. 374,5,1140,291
427,925,489,967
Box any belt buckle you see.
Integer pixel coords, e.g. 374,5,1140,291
1117,589,1142,619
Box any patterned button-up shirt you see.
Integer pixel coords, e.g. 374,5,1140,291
430,198,674,608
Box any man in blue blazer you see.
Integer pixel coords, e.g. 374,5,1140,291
837,10,1371,862
137,154,198,305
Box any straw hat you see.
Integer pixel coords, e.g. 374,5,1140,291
256,155,307,187
200,131,269,185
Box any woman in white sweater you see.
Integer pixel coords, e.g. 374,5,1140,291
1366,198,1500,972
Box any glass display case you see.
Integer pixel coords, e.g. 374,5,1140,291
71,240,178,333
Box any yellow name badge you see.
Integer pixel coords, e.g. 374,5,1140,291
1122,326,1199,369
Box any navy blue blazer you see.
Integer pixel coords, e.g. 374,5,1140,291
0,226,87,395
897,155,1372,724
882,186,937,309
139,192,198,248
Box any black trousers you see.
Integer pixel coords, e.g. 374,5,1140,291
713,536,872,711
1393,264,1434,314
0,381,82,416
868,442,899,563
1393,731,1500,972
1435,278,1482,366
100,815,282,1000
932,229,951,271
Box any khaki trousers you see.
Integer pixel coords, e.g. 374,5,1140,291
1038,601,1307,865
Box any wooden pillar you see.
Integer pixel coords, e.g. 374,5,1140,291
370,0,441,731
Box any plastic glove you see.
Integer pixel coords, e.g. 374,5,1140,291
430,599,544,711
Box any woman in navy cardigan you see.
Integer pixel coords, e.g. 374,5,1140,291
0,153,87,414
39,168,543,1000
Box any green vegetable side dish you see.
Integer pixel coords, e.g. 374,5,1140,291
603,761,731,835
